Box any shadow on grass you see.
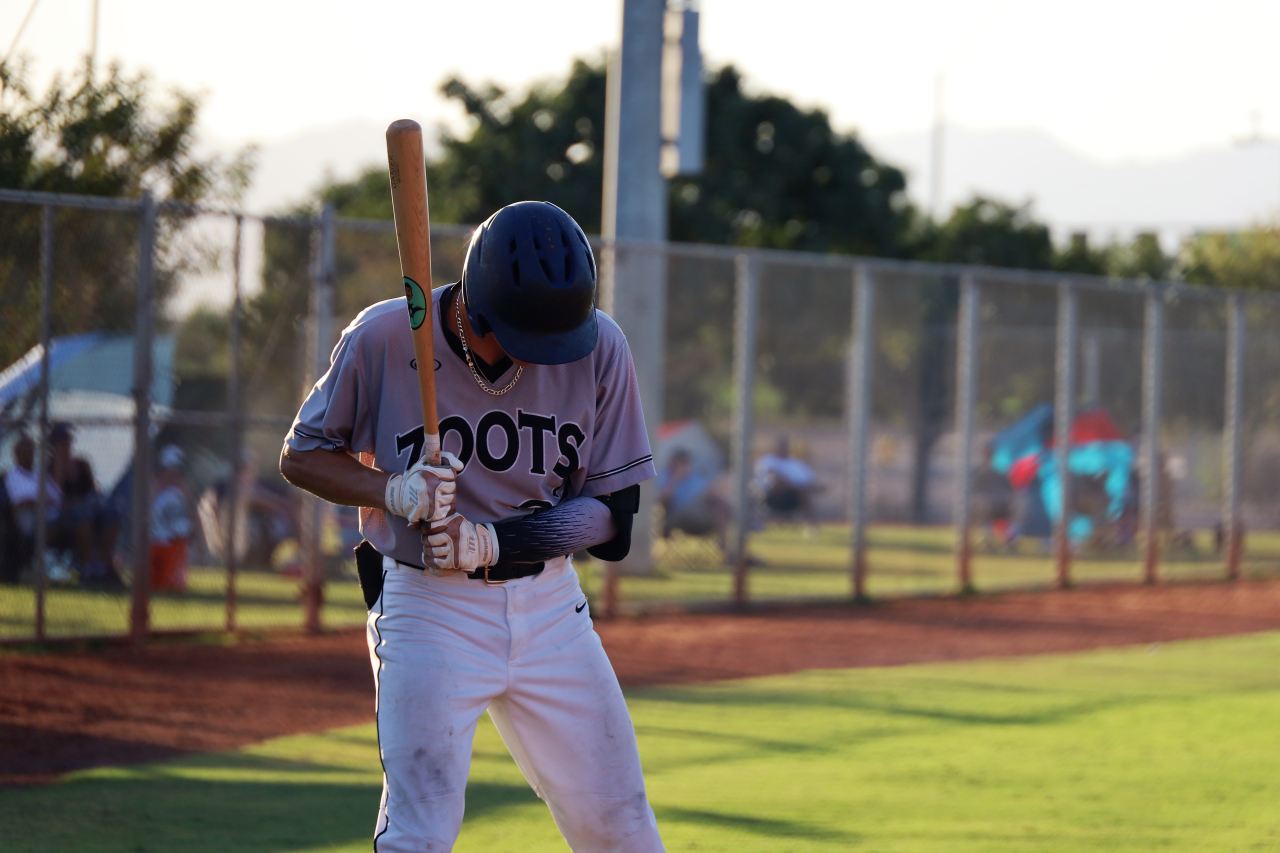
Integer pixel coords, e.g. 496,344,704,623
635,683,1134,729
0,775,538,853
659,804,861,844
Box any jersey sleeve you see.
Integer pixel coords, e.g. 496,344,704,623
581,320,657,498
284,319,376,455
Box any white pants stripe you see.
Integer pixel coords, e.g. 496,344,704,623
367,556,663,852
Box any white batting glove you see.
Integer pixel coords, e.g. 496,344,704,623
424,513,500,574
384,452,464,525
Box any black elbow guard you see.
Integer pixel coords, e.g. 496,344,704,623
587,484,640,562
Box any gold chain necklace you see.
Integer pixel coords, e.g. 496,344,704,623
455,291,523,396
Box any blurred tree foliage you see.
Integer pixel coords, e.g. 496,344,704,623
0,60,252,371
258,59,921,428
919,197,1054,269
1182,226,1280,292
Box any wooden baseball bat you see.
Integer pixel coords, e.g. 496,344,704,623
385,119,441,464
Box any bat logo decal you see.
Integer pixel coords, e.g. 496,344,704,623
403,276,428,330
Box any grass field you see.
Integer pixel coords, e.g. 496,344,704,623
2,630,1277,851
3,525,1279,639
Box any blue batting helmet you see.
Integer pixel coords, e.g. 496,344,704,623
461,201,598,365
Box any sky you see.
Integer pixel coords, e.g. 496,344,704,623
6,0,1280,202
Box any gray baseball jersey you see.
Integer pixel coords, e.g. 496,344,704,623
285,284,656,567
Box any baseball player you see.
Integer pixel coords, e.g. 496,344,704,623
280,201,664,851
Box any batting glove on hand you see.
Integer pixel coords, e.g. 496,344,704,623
384,452,464,525
424,513,499,574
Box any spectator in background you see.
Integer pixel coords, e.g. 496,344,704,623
754,435,823,534
2,433,63,582
5,433,53,531
49,421,122,587
150,445,194,591
657,448,731,554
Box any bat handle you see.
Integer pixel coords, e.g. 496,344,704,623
424,431,441,466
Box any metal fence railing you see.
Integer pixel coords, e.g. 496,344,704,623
2,187,1277,642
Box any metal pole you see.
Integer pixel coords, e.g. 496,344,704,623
1082,330,1102,408
1223,294,1246,579
848,265,875,601
33,205,54,641
729,253,759,606
1140,288,1165,584
226,215,244,632
953,274,979,592
1053,281,1078,588
129,193,158,645
302,204,336,633
600,0,667,577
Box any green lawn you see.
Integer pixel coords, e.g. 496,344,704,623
601,524,1280,612
3,631,1278,851
0,567,370,640
3,525,1279,638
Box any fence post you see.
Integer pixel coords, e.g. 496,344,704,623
729,253,760,607
33,205,54,641
129,193,158,645
302,203,336,633
1223,293,1246,580
953,274,979,593
226,215,244,633
848,265,875,601
1140,287,1165,584
1053,280,1078,588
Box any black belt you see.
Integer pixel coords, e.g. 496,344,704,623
397,558,545,584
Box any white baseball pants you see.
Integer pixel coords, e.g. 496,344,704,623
366,556,664,852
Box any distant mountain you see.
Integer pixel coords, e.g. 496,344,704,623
865,126,1280,244
210,119,440,215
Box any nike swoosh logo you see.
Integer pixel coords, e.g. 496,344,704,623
575,600,588,613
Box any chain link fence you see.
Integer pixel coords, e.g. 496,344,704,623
2,188,1277,641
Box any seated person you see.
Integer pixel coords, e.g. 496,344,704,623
657,448,731,551
754,436,823,526
2,433,59,580
49,422,122,587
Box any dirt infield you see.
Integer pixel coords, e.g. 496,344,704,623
3,578,1280,786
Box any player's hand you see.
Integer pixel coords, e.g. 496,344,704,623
424,513,499,574
384,452,464,525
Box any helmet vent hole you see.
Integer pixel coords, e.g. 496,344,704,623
511,260,521,286
563,252,574,281
509,238,518,255
538,257,555,280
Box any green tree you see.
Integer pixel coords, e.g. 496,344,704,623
1107,232,1175,281
0,60,252,370
1054,233,1109,276
1181,225,1280,291
920,196,1054,268
276,59,918,427
310,60,916,255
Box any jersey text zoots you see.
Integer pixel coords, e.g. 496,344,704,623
285,284,655,568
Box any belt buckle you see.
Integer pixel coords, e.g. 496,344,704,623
481,564,508,585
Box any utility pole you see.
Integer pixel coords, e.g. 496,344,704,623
930,72,945,219
89,0,100,79
600,0,668,578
